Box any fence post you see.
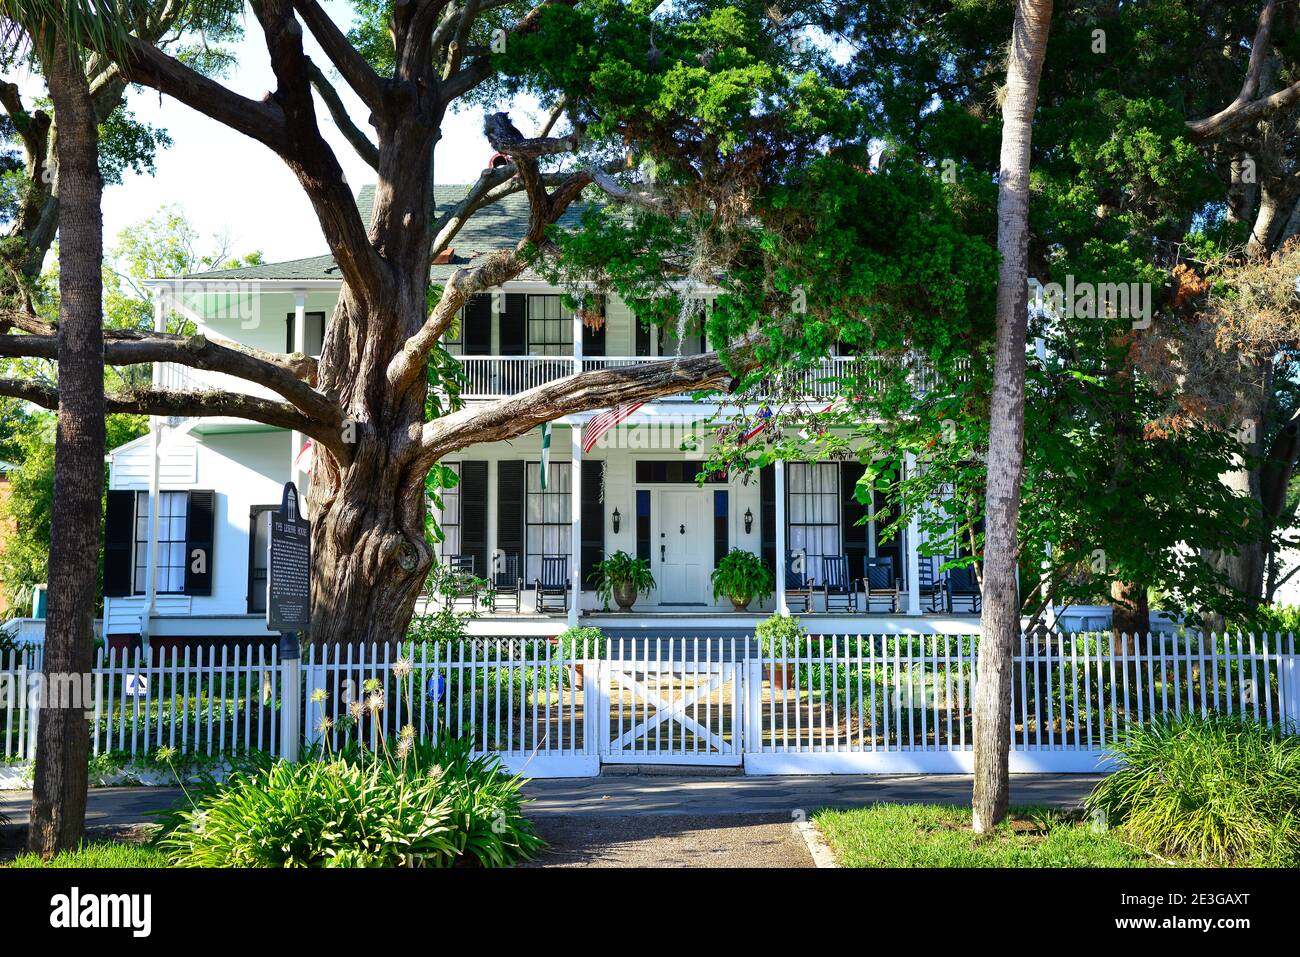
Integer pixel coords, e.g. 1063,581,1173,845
1281,636,1300,733
279,634,301,762
745,656,764,760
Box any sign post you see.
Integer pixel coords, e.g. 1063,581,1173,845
267,481,310,762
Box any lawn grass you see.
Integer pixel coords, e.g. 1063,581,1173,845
813,803,1168,868
4,841,170,868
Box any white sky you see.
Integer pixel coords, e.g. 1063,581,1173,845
3,1,540,265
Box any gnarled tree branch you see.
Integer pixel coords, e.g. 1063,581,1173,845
0,377,347,455
0,333,338,424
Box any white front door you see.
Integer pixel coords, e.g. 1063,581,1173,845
656,490,710,604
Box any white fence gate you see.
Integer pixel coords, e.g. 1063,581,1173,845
3,632,1298,779
593,638,742,765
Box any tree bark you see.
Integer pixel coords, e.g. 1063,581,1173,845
27,35,104,857
1109,580,1148,652
972,0,1052,835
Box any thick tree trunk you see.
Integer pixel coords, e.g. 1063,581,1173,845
972,0,1052,835
305,114,440,647
27,36,105,857
1109,580,1148,651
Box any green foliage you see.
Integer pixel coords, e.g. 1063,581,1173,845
5,841,169,869
1086,714,1300,866
588,550,655,607
754,613,803,655
155,735,542,868
710,548,774,604
813,803,1158,868
1229,603,1300,636
555,625,604,660
0,410,146,614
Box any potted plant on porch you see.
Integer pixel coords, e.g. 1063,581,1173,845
711,549,775,612
589,551,656,612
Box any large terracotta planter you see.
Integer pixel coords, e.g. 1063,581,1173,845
613,581,638,611
770,663,794,690
730,595,752,612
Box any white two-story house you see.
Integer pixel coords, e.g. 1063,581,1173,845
102,184,978,650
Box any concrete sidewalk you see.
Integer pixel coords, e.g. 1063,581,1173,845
1,773,1098,830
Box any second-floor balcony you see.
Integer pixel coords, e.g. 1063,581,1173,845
157,353,960,419
457,354,954,401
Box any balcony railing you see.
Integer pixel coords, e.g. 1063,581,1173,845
156,362,283,405
455,354,959,401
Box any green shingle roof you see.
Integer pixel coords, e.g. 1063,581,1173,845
182,184,590,282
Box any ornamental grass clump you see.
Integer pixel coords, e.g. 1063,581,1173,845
1085,713,1300,866
156,730,542,868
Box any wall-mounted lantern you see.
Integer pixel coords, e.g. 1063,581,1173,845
743,507,754,534
612,507,621,534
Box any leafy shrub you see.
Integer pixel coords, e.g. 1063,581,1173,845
1229,602,1300,636
156,735,542,868
755,613,804,655
1086,714,1300,866
711,549,775,604
555,625,604,660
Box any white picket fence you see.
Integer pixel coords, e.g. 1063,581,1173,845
3,633,1297,777
745,632,1299,773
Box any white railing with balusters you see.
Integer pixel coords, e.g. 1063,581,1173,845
455,353,962,401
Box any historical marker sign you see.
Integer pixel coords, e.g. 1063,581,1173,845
267,482,311,633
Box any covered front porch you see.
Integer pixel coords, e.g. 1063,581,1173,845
429,408,973,631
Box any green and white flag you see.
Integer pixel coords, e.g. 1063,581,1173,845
539,422,551,489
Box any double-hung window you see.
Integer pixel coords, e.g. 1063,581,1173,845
787,462,841,583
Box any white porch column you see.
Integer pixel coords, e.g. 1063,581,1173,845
140,291,167,646
290,294,306,501
905,451,921,616
569,425,582,627
775,458,789,615
572,301,584,376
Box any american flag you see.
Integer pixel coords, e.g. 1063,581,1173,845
582,402,645,453
294,438,314,474
740,406,773,443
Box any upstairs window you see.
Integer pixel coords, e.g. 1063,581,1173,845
527,295,573,356
286,311,326,357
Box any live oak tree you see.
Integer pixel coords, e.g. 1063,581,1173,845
0,1,857,647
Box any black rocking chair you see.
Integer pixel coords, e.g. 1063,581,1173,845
444,554,479,609
822,555,859,613
863,556,900,613
784,555,814,613
918,557,945,613
491,554,523,613
534,555,570,614
946,565,982,613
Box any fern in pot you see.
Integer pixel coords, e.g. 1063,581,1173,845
589,551,656,611
711,549,775,611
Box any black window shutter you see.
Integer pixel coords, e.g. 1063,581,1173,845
184,490,216,596
104,490,136,598
464,294,492,355
713,490,729,567
582,296,607,356
460,461,489,576
841,462,869,578
500,293,526,356
635,316,652,356
760,465,775,576
285,313,294,353
496,460,525,570
581,461,604,585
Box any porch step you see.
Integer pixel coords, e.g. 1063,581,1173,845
600,764,743,777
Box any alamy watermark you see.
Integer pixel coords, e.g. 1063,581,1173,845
1029,276,1153,329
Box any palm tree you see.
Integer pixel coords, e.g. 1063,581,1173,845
0,1,132,856
972,0,1054,834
